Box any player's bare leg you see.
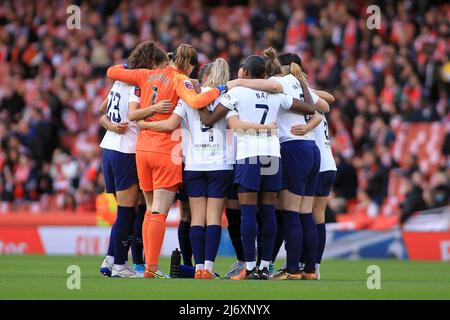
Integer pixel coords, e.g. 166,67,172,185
116,184,139,207
312,197,326,224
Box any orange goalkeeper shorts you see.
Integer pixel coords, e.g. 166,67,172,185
136,151,182,192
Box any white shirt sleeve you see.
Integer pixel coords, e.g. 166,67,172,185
279,93,294,110
128,86,140,104
219,90,239,111
173,100,187,119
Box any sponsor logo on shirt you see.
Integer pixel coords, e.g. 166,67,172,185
184,80,194,90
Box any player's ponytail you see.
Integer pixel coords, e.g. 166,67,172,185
203,58,229,87
263,47,282,77
278,52,308,84
173,44,198,75
128,41,168,69
289,62,308,83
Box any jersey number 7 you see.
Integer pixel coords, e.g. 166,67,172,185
255,104,269,124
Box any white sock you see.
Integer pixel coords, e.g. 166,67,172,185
246,261,256,271
195,264,204,271
259,260,270,270
106,255,114,265
205,261,214,273
316,263,320,271
114,264,125,271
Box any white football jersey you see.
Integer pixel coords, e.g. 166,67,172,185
270,74,319,143
174,87,234,171
314,113,337,172
221,86,293,160
100,81,140,154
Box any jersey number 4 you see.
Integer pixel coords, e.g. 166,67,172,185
107,91,121,123
255,104,269,124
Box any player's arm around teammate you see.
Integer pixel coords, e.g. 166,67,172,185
262,48,322,280
125,45,228,278
99,41,169,278
222,55,298,280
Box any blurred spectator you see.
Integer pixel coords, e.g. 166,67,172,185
0,0,448,217
356,150,389,217
400,172,428,224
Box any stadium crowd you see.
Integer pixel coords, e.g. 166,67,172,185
0,0,448,221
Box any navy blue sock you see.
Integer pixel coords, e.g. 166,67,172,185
256,211,262,266
260,204,277,263
317,223,326,264
225,208,244,261
131,205,145,265
205,225,221,262
240,204,258,263
300,213,318,273
124,212,137,262
125,233,133,262
271,210,284,262
113,206,136,265
284,211,302,273
189,226,205,265
107,223,115,257
178,220,193,266
180,264,195,278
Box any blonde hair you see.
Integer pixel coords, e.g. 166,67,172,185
203,58,229,87
283,62,308,84
263,47,282,77
173,44,198,75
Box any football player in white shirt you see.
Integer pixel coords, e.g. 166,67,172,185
278,52,335,281
287,59,336,280
262,48,329,280
200,66,286,278
218,55,315,280
98,42,173,278
137,58,275,279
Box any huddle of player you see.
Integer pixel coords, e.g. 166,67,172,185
98,41,336,281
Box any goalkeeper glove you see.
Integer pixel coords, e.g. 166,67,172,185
216,84,228,94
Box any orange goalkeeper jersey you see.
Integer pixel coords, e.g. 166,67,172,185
106,65,220,156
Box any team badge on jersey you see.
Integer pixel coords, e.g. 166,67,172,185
183,80,194,90
134,86,141,97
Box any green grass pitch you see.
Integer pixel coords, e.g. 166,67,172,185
1,255,449,300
